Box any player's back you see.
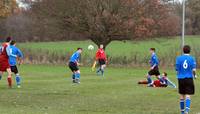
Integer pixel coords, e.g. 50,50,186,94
0,43,9,59
70,51,79,63
176,54,196,79
9,45,19,66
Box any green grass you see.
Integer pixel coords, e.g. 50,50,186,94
0,65,200,114
16,36,200,66
18,36,200,56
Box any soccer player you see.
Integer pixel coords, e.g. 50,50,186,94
175,45,197,114
96,44,107,76
9,40,23,88
147,48,162,86
68,48,82,84
138,72,176,88
0,37,16,88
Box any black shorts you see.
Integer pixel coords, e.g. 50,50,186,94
98,59,106,66
178,78,195,95
68,62,79,72
148,66,160,76
11,65,18,74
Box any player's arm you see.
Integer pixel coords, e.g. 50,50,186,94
192,58,197,79
175,58,180,71
166,78,177,88
6,46,17,57
17,49,24,65
95,50,99,60
0,46,2,53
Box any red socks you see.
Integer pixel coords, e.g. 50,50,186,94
7,77,12,88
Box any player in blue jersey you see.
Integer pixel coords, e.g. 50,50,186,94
147,48,162,86
9,41,23,88
176,45,197,114
68,48,82,84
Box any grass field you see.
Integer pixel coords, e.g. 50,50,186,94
0,65,200,114
17,36,200,66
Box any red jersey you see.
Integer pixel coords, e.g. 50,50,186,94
0,43,10,71
96,48,107,60
0,43,9,59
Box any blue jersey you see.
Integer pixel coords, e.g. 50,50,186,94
9,45,23,66
176,54,196,79
69,51,80,63
150,53,159,67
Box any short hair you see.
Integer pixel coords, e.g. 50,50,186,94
6,37,12,42
10,40,16,45
150,48,155,51
163,72,167,77
183,45,191,54
77,47,83,50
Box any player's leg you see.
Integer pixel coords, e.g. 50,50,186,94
96,59,101,75
180,94,185,114
11,66,21,88
185,95,191,114
74,70,80,83
69,62,76,83
147,70,154,86
138,80,148,84
6,68,12,88
184,78,195,114
178,79,186,114
0,71,3,80
100,64,106,76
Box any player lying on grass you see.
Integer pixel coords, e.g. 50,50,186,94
147,48,163,87
9,40,23,88
175,45,197,114
0,37,16,88
95,44,107,76
68,48,82,84
138,72,176,88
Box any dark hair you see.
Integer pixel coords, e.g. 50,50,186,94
163,72,167,77
150,48,155,51
10,40,16,45
183,45,191,54
77,48,83,50
6,37,12,42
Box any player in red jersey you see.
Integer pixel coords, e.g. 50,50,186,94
96,44,107,76
0,37,15,88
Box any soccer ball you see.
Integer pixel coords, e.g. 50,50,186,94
88,45,94,50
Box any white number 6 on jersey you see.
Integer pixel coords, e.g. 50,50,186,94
183,60,188,69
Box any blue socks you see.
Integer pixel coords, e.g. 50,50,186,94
180,98,191,114
72,74,75,80
16,74,21,86
75,73,80,79
147,75,152,84
185,98,191,113
180,99,185,114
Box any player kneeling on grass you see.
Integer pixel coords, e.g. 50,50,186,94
9,40,23,88
95,44,107,76
147,48,163,87
68,48,82,84
175,45,197,114
138,72,176,88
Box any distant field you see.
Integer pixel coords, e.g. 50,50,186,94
17,36,200,66
0,65,199,114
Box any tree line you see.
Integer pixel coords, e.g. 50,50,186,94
0,0,200,48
